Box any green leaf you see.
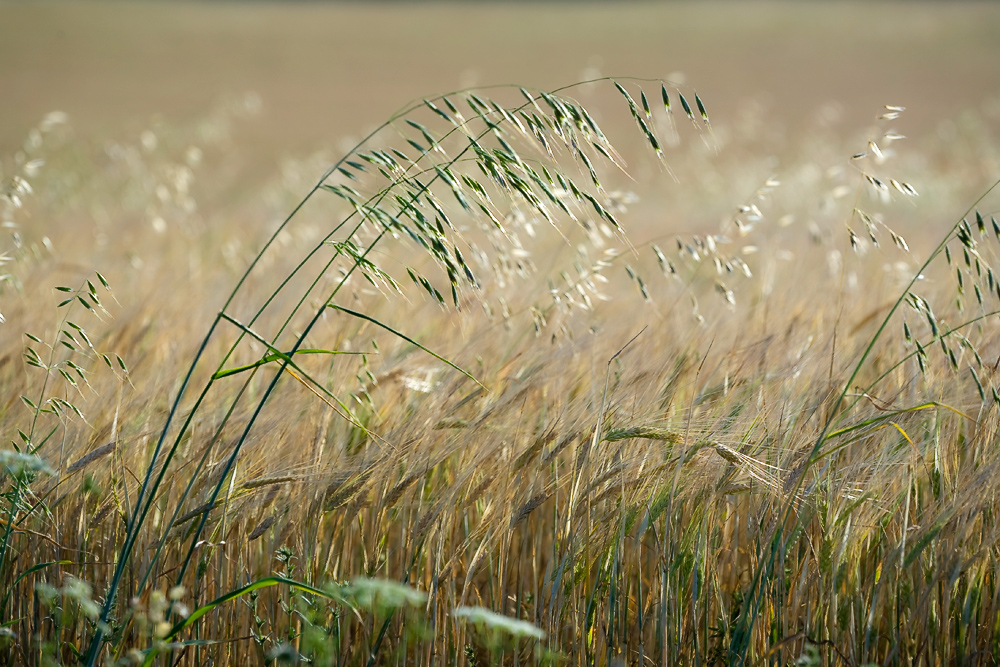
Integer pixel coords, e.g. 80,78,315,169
1,560,72,618
329,305,486,390
163,576,335,642
212,349,367,380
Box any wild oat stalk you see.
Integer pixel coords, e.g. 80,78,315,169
82,77,708,665
1,274,121,625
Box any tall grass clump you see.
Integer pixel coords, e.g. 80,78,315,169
2,77,1000,666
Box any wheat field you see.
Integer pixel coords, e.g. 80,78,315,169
2,3,1000,666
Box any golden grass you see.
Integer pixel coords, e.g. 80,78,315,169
2,79,1000,667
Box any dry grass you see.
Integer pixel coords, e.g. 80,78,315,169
1,72,1000,667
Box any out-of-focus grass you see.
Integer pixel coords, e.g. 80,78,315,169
3,2,1000,159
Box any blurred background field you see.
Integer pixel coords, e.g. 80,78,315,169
3,2,1000,159
3,2,1000,666
4,1,1000,311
